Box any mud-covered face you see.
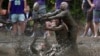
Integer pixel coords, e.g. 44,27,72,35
33,2,39,11
60,2,68,10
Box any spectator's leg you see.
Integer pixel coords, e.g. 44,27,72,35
18,14,25,35
93,10,100,37
11,14,18,35
89,12,94,36
93,22,99,37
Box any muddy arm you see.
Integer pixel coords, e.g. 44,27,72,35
47,10,67,20
48,10,75,24
46,23,68,31
53,24,65,31
43,10,60,17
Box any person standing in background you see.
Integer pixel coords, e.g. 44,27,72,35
81,0,94,37
8,0,27,36
88,0,100,37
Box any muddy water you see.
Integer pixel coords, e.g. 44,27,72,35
0,30,100,56
0,30,58,56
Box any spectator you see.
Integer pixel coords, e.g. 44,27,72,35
81,0,94,37
8,0,27,36
88,0,100,37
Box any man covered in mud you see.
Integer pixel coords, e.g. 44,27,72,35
44,2,78,47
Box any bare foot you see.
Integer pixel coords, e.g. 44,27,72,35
93,35,97,38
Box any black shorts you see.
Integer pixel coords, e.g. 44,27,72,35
83,8,93,22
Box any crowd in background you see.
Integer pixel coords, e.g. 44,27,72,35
82,0,100,38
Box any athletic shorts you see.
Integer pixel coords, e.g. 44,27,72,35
11,14,25,23
83,8,93,22
93,10,100,23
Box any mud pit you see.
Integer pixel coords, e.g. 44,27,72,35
0,30,100,56
78,36,100,56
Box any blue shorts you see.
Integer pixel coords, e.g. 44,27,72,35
11,14,25,23
93,10,100,23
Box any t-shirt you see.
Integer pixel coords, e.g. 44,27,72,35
93,0,100,10
9,0,25,14
36,0,45,5
56,0,64,9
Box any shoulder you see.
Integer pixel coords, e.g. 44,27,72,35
61,10,68,14
61,10,71,16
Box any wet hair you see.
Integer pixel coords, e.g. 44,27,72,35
60,2,68,10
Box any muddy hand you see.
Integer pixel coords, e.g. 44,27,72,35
45,24,65,31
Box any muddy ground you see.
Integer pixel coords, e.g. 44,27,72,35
0,28,100,56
